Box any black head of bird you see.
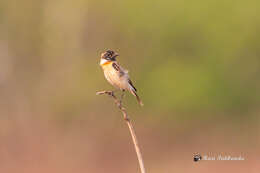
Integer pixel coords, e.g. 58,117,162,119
101,50,119,61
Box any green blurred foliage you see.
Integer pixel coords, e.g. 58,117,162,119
0,0,259,121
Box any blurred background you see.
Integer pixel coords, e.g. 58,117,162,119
0,0,259,172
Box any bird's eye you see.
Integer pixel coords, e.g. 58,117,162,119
107,50,113,54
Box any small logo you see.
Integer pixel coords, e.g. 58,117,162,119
193,154,202,162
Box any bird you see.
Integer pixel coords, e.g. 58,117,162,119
99,50,143,106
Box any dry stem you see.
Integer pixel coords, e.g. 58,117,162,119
96,90,146,173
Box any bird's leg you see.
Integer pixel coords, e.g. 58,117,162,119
119,90,125,108
109,89,120,97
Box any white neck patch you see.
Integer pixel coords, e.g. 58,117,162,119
100,58,108,65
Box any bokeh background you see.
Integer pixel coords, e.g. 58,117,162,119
0,0,259,172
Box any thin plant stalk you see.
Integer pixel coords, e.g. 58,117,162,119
96,90,146,173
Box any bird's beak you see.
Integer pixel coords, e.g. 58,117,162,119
114,53,119,57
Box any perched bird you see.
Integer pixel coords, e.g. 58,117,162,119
99,50,143,106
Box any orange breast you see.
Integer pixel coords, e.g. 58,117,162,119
101,61,112,67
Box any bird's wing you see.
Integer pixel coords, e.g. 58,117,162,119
112,62,128,77
128,79,137,92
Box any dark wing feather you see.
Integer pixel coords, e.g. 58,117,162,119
112,62,120,71
112,62,125,77
128,79,137,92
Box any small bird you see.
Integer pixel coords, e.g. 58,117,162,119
100,50,143,106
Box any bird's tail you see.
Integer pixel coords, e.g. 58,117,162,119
129,88,144,106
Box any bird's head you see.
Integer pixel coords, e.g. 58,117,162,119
100,50,119,65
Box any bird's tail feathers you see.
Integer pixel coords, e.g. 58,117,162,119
129,88,144,106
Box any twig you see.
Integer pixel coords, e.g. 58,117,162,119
96,90,146,173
